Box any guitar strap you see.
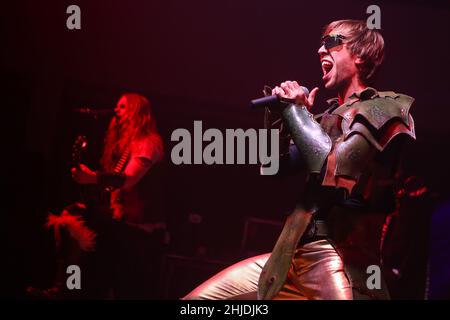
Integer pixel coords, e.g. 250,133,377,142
105,147,131,192
113,147,131,174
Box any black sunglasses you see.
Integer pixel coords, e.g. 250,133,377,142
321,34,346,50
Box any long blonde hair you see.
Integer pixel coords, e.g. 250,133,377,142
101,93,161,171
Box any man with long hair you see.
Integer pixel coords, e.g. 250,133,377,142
183,19,415,300
29,93,166,299
74,93,165,224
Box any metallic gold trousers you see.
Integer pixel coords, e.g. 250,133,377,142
183,239,353,300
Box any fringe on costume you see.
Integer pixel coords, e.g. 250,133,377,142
46,207,97,252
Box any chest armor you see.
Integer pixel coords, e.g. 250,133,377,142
320,91,415,196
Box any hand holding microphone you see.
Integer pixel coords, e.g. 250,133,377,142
250,81,319,111
272,81,319,111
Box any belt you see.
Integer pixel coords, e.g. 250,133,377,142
299,219,329,245
314,220,329,237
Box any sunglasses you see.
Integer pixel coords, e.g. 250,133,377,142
321,34,346,50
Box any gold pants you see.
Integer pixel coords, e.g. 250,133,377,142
183,239,352,300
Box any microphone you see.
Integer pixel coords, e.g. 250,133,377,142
250,86,309,109
72,107,114,116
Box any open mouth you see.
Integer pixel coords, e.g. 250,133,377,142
321,60,333,78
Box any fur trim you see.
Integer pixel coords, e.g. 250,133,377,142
46,210,97,252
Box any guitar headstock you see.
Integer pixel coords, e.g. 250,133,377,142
72,135,88,169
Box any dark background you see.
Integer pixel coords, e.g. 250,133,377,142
1,0,449,299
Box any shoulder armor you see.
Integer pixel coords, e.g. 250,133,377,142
333,92,416,151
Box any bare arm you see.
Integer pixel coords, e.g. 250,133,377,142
72,137,163,190
121,156,153,190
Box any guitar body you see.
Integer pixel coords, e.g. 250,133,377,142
71,135,111,210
